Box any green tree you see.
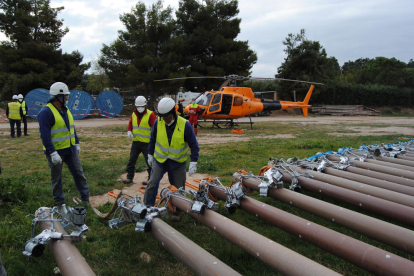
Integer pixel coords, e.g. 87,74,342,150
341,58,371,73
0,0,90,100
276,29,339,100
99,0,180,102
175,0,257,91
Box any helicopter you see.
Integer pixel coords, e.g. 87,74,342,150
155,75,323,129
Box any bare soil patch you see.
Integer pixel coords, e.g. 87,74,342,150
90,171,209,207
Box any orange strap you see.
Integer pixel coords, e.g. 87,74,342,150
108,191,119,198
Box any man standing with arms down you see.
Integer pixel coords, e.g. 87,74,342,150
144,97,199,207
188,97,200,135
38,82,90,207
17,94,29,136
6,95,23,138
124,96,156,185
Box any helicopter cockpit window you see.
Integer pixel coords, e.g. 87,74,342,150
211,94,221,105
233,96,243,106
196,93,212,106
209,104,220,112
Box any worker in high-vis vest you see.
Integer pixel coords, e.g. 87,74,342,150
6,95,23,138
144,97,199,211
38,82,90,208
124,96,157,185
17,94,29,136
188,97,200,135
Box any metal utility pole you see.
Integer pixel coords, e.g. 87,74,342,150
107,194,239,276
299,161,414,196
326,154,414,180
207,184,414,276
290,165,414,208
344,152,414,172
38,208,95,276
151,218,241,276
163,190,341,276
232,173,414,254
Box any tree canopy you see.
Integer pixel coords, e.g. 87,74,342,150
99,0,257,100
276,29,340,100
0,0,90,100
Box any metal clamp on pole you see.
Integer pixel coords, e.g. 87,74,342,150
23,205,88,257
258,167,283,197
188,180,219,211
109,195,168,232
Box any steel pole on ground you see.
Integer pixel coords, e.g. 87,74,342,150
208,185,414,276
234,175,414,254
299,161,414,197
280,170,414,227
397,154,414,161
337,163,414,187
326,155,414,180
38,208,95,276
166,192,340,276
375,155,414,167
291,166,414,208
150,218,240,276
345,152,414,172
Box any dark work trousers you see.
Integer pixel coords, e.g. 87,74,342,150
22,115,28,135
46,152,90,205
144,161,186,206
9,119,21,138
125,141,151,181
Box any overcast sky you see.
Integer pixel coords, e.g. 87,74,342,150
1,0,413,78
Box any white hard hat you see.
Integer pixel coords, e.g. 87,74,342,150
135,96,147,107
157,98,175,117
50,82,70,96
12,95,18,100
17,94,23,99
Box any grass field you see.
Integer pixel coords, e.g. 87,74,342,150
0,119,413,275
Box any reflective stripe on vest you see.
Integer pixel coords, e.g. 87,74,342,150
132,110,153,142
8,102,21,120
43,103,76,151
155,116,188,163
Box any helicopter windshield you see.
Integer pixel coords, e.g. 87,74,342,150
196,93,212,106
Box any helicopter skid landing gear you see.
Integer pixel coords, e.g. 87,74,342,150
200,117,253,130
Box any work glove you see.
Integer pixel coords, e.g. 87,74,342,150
189,162,197,176
147,154,154,168
75,144,81,155
127,131,133,141
50,151,62,165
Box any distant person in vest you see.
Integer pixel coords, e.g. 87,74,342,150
17,94,29,136
188,97,200,135
6,95,23,138
124,96,156,185
177,98,184,115
144,97,199,207
38,82,90,207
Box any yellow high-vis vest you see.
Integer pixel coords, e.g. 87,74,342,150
21,101,27,115
43,103,76,151
155,116,188,163
132,110,153,143
7,102,21,120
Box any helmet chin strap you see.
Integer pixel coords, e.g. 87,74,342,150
55,94,67,108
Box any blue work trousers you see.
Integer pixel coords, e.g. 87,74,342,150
46,152,90,205
144,161,186,206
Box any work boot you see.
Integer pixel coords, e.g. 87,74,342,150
122,179,133,184
24,133,30,136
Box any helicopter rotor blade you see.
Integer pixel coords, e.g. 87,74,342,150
154,76,225,82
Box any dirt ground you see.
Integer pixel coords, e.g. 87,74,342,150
2,110,414,207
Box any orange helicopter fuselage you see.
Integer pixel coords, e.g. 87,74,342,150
183,85,314,120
